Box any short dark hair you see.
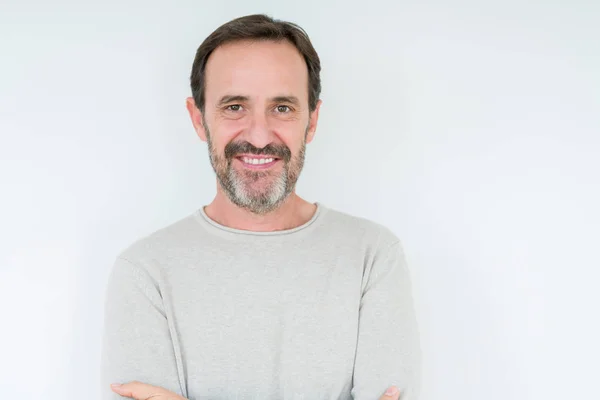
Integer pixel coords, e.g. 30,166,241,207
190,14,321,113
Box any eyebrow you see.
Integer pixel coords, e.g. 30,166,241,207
217,95,301,107
271,96,300,106
217,95,249,106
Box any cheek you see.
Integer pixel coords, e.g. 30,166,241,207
272,119,307,142
283,135,307,159
210,121,244,147
219,117,246,131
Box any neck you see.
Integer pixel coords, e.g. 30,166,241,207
203,184,317,232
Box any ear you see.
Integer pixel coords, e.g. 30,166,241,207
186,97,208,142
305,99,322,144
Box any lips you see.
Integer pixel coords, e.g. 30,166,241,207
235,154,280,160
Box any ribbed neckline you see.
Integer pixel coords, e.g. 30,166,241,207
193,202,327,237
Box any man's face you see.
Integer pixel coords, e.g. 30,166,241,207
189,39,321,215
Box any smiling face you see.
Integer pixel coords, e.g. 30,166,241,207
188,39,321,215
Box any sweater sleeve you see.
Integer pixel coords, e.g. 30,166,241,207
350,240,422,400
100,257,186,399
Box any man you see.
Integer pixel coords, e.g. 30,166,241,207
101,14,421,400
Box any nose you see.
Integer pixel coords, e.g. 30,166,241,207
242,110,276,150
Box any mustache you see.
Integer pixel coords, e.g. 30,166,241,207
224,141,292,162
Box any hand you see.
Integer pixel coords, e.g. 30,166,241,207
379,385,401,400
110,381,186,400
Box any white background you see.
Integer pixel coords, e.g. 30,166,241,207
1,1,599,399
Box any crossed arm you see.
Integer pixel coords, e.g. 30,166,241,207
101,241,421,400
109,381,404,400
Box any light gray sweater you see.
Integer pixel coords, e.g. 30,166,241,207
100,202,421,400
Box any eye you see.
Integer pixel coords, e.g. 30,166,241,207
226,104,243,112
275,105,291,113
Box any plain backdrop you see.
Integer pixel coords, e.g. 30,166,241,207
1,1,599,399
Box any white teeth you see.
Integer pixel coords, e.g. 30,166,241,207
242,157,275,165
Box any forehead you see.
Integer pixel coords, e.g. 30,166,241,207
204,39,309,103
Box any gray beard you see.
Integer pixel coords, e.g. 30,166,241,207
205,127,306,215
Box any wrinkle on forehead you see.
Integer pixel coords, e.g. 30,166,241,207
204,39,309,108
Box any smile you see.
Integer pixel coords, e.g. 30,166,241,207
235,155,280,169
